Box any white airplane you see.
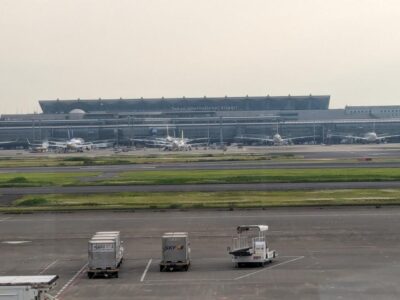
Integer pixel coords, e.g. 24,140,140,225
236,133,316,146
0,139,29,149
236,124,316,146
327,132,400,143
131,126,208,151
48,137,93,152
27,140,49,153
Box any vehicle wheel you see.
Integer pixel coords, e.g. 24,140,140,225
115,272,119,278
160,265,164,272
87,272,93,279
183,265,189,271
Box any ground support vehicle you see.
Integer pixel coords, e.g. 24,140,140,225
228,225,277,267
0,275,58,300
87,231,124,278
160,232,191,272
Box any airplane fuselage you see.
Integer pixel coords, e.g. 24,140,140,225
364,132,379,142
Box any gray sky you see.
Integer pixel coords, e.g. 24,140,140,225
1,0,400,114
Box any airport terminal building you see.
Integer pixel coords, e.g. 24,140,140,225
1,95,400,145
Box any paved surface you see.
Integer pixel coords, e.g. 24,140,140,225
2,143,400,158
1,181,400,200
0,208,399,299
1,144,400,175
1,160,400,174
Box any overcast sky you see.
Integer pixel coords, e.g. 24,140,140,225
1,0,400,114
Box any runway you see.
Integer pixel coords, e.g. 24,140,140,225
0,208,399,299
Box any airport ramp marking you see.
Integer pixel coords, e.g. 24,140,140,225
38,260,58,275
0,217,11,222
2,241,31,245
141,259,153,282
143,256,305,284
55,262,87,300
234,256,305,280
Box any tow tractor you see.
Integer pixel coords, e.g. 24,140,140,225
228,225,277,267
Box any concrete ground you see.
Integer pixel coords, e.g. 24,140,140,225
2,143,400,159
1,207,399,299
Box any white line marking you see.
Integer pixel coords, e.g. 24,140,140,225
2,241,31,245
0,217,11,222
140,259,152,282
39,260,58,275
146,278,233,283
55,263,87,299
234,256,305,280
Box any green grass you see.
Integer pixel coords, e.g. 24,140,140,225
1,168,400,188
11,189,400,211
0,172,99,187
93,168,400,185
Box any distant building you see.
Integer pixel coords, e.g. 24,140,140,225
1,95,400,145
39,95,330,114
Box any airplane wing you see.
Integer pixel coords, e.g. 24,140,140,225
48,141,68,149
235,136,274,143
90,140,115,149
0,140,19,145
130,138,171,147
327,134,365,141
376,134,400,140
283,136,317,142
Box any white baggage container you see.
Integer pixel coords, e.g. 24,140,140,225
160,232,190,272
87,235,123,278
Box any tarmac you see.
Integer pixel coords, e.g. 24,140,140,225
0,207,399,299
1,144,400,175
1,144,400,299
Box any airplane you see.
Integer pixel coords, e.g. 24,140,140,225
27,140,49,153
46,130,116,152
0,139,29,149
327,132,400,144
48,137,93,152
131,126,208,151
235,133,317,146
235,124,317,146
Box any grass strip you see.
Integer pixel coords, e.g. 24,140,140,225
1,168,400,188
0,172,99,187
92,168,400,185
9,189,400,211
